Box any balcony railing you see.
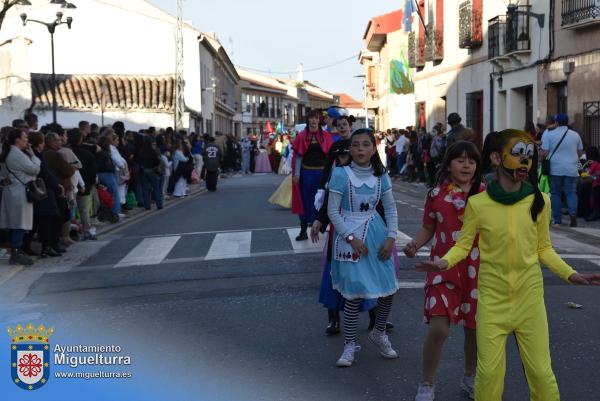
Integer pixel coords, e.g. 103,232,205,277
416,35,426,67
425,24,444,62
408,32,416,68
505,5,531,53
488,15,506,59
562,0,600,28
459,0,483,49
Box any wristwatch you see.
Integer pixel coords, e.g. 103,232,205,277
345,234,355,243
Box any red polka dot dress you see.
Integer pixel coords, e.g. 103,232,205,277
422,181,484,329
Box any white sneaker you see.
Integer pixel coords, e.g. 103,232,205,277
368,329,398,359
461,375,475,399
415,383,435,401
336,342,361,367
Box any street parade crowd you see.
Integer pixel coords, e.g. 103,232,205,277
267,106,600,401
2,105,600,400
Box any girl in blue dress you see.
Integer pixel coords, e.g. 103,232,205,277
327,128,400,367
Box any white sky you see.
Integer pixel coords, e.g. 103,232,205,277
149,0,402,100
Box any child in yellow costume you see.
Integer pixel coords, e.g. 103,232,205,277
418,129,600,401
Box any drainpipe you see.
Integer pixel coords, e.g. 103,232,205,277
489,72,495,133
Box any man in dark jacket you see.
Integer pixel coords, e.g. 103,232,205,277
446,112,480,150
68,129,97,240
203,136,221,192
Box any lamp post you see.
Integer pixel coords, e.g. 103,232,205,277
354,74,369,129
21,2,76,124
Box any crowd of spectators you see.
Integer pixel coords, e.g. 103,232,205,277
0,113,224,266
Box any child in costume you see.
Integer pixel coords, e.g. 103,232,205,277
405,141,484,400
418,129,600,401
327,128,400,367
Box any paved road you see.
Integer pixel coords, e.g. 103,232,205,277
1,173,599,401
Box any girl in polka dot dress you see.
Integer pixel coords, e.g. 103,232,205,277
404,141,484,401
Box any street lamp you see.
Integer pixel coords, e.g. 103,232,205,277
21,7,76,124
354,74,369,129
100,84,108,126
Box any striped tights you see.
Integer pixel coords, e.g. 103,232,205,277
344,295,394,344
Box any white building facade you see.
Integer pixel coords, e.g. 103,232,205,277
407,0,549,143
0,0,210,131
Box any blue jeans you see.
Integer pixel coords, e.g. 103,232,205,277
549,175,578,223
98,172,122,214
9,229,25,248
396,152,407,175
142,168,163,209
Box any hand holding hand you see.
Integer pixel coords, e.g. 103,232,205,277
416,259,448,272
569,273,600,285
378,237,395,261
310,221,322,243
403,240,417,258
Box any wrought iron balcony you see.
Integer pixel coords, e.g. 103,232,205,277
488,15,506,59
425,23,444,62
459,0,483,49
505,5,531,54
416,35,426,67
562,0,600,28
408,32,416,68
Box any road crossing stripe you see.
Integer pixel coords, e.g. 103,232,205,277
205,231,251,260
115,236,181,267
286,228,324,253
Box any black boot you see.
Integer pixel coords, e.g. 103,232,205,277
41,246,61,258
9,248,33,266
368,308,376,331
325,309,340,335
295,222,308,241
586,210,600,222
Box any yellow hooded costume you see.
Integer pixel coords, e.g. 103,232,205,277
442,131,576,401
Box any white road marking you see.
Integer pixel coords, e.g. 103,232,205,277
397,280,425,289
287,228,324,253
115,236,181,267
205,232,252,260
395,200,408,205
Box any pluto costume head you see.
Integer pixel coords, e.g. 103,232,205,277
492,129,536,182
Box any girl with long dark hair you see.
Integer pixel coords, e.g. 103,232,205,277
418,129,600,401
404,140,484,400
327,128,399,367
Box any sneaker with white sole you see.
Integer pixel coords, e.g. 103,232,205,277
368,329,398,359
461,374,475,399
415,383,435,401
336,342,361,367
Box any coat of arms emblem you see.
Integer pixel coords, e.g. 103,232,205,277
8,324,53,390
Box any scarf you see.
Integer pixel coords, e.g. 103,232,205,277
486,180,534,205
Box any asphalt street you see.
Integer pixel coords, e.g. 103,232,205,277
1,173,599,401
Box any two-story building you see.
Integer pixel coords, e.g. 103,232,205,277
538,0,600,146
405,0,550,144
200,33,241,137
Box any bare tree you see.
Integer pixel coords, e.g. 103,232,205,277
0,0,26,32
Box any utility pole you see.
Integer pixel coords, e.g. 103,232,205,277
174,0,185,131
